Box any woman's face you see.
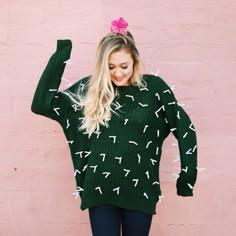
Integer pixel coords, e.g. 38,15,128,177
108,49,134,87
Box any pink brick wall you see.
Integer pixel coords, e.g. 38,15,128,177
1,0,235,235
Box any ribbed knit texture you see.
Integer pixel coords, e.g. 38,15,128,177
31,39,198,215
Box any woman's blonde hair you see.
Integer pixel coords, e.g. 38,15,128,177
65,31,146,137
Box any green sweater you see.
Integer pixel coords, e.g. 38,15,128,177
31,39,198,215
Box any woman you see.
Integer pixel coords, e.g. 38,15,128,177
31,17,198,236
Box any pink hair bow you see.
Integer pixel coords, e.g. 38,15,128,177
110,17,129,35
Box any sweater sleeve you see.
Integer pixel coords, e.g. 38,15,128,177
31,39,72,121
156,76,198,196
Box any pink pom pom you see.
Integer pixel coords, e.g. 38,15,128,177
110,17,128,35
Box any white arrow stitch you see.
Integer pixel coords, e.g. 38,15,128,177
139,102,148,107
163,89,171,94
53,108,60,116
182,166,188,173
155,92,160,100
189,123,196,131
150,159,157,165
187,183,193,189
95,187,102,194
155,106,165,118
177,111,180,119
75,151,83,158
196,167,205,171
82,165,87,172
123,169,130,177
177,103,185,107
183,132,188,138
115,157,122,164
143,125,149,133
172,173,180,180
125,95,134,101
186,149,192,155
84,151,92,158
74,169,81,176
66,140,74,144
113,187,120,195
140,87,149,91
90,165,97,173
137,154,141,163
159,195,164,203
144,192,149,199
102,172,111,178
129,141,138,145
151,69,160,77
146,141,152,148
66,119,70,129
64,59,71,64
109,136,117,143
100,153,106,162
170,128,177,132
132,179,139,187
76,186,84,192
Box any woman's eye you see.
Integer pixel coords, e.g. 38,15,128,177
109,66,128,70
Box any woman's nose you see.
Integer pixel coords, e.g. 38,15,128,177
114,70,122,77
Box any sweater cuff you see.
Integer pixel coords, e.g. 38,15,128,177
176,179,194,196
56,39,72,51
177,186,193,196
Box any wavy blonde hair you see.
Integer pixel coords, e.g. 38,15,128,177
65,31,146,136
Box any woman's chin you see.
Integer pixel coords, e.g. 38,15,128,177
112,78,129,87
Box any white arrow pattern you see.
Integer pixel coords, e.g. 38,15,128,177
52,70,198,208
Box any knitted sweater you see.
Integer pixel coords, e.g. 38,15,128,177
31,39,198,215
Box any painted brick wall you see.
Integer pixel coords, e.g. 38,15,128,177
1,0,235,235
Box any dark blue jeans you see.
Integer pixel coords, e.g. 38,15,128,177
88,204,153,236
